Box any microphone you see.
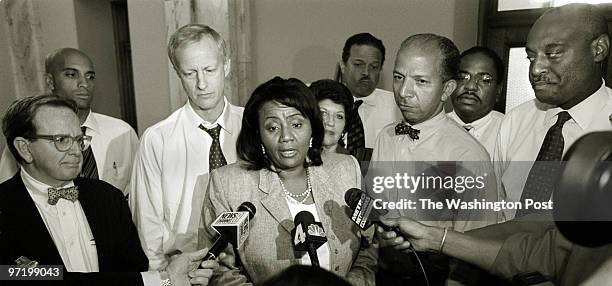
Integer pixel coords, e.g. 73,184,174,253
344,188,399,234
203,202,256,261
291,211,327,267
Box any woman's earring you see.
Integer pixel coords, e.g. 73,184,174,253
309,138,313,148
261,144,266,155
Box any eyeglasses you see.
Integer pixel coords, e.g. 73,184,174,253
27,134,92,152
457,72,496,86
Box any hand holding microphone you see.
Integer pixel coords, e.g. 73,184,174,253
291,211,327,267
203,202,256,261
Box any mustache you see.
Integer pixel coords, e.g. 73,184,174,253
531,74,555,84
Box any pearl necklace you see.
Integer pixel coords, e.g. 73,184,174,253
278,168,312,204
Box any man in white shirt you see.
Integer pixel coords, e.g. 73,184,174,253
339,33,402,160
0,95,217,286
448,47,505,157
129,24,244,271
0,48,139,195
372,33,498,286
494,3,612,220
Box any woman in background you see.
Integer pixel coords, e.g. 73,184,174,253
199,77,376,286
309,79,353,155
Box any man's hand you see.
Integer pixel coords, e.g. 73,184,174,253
166,248,225,286
376,217,440,252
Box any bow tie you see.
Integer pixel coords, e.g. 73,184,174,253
47,186,79,205
395,123,420,140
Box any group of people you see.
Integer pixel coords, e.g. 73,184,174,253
1,2,611,286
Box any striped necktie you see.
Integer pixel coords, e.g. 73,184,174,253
516,111,571,217
200,124,227,171
80,126,98,179
347,100,365,154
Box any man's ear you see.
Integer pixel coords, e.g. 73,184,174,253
224,58,231,78
441,79,457,102
592,34,610,63
45,73,55,92
14,137,33,164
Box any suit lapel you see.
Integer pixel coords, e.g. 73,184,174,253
3,173,63,265
258,169,294,234
74,178,105,269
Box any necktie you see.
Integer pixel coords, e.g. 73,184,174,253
395,122,420,140
516,111,572,217
80,127,99,179
347,100,366,154
200,124,227,171
48,186,79,205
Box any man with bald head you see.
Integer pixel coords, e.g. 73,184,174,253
0,48,139,194
495,3,612,220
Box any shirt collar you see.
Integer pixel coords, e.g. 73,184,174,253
544,80,608,129
21,167,75,196
81,110,99,134
185,97,236,134
397,111,446,140
450,110,493,131
353,88,380,107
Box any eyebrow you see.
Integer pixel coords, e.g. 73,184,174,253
62,67,96,75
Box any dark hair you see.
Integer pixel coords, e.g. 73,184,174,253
342,33,386,67
309,79,354,134
399,33,459,82
237,77,324,171
257,265,352,286
460,46,505,83
2,95,78,163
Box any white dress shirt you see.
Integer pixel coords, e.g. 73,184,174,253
21,168,99,272
370,112,499,231
447,110,504,158
129,98,243,270
494,81,612,220
285,197,331,271
354,88,403,148
0,111,139,194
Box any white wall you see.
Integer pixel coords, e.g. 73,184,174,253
250,0,479,92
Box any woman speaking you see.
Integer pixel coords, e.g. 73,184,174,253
199,77,377,285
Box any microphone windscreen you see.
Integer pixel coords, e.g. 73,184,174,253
294,210,315,225
344,188,362,209
238,201,256,219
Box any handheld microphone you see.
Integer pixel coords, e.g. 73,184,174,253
203,202,256,261
344,188,400,234
291,211,327,267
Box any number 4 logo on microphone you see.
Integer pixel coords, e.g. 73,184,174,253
294,224,306,244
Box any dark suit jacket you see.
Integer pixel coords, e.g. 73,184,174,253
0,172,148,285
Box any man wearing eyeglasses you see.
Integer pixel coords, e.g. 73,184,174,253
0,48,139,195
0,95,219,285
447,47,505,157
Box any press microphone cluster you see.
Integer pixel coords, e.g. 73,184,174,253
291,211,327,267
203,201,256,261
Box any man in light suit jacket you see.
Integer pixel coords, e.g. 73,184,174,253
0,96,216,285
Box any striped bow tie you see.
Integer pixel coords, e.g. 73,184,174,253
47,186,79,205
395,122,420,140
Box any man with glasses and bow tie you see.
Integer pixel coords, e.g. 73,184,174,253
0,96,220,285
448,47,505,158
129,24,243,271
370,34,498,286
